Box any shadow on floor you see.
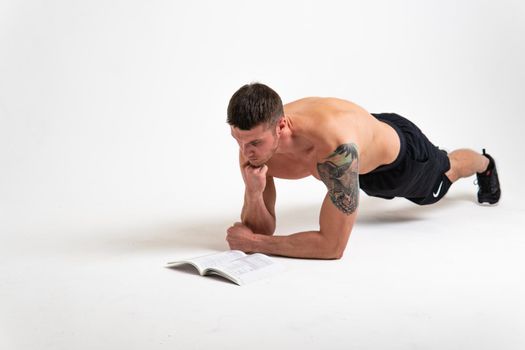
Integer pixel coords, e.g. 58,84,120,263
72,191,478,255
356,191,476,225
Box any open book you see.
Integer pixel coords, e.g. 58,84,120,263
165,250,284,285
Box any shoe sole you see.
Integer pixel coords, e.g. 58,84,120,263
477,201,499,206
477,193,501,206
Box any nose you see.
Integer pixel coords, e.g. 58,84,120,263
241,144,255,157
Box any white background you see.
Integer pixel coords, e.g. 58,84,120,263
1,0,524,349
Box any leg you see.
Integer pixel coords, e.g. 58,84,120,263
445,149,489,183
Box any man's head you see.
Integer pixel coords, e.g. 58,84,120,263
227,83,285,167
227,82,283,130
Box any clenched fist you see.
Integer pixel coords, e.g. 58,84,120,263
241,162,268,195
226,222,256,252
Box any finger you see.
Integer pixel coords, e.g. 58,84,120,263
243,163,257,172
247,166,264,177
248,163,265,172
244,165,257,175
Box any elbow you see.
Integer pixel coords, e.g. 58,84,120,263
321,234,350,260
266,225,277,236
320,225,353,260
258,228,275,236
334,249,345,260
260,219,276,236
322,242,347,260
329,247,346,260
241,220,276,236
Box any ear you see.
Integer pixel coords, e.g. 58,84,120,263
276,116,286,135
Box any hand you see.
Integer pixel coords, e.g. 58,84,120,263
241,163,268,196
226,222,256,253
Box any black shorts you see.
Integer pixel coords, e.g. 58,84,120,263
359,113,452,205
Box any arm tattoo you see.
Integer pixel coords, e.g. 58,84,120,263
317,143,359,215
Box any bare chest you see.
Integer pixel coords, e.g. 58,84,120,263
265,146,386,180
266,154,321,180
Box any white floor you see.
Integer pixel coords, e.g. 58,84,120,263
1,176,524,349
2,1,525,348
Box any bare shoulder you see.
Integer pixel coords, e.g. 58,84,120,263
294,101,367,151
284,96,382,169
285,96,366,112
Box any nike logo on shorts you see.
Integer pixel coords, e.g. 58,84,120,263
433,181,444,198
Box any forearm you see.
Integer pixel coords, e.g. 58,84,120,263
241,191,276,235
251,230,344,259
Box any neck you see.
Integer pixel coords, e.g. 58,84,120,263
276,114,311,155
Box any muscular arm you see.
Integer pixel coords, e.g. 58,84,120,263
238,153,276,235
241,173,276,235
231,143,359,259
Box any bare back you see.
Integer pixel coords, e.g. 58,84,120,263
266,97,401,180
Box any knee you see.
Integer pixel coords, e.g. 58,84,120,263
445,157,459,183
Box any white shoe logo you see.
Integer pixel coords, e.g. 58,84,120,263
433,181,444,198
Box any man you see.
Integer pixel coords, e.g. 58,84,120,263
225,83,501,259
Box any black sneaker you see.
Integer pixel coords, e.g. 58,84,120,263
476,149,501,205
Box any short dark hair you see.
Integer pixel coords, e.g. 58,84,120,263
227,83,284,130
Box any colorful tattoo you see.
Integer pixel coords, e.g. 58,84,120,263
317,143,359,215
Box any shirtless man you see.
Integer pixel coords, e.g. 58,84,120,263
225,83,501,259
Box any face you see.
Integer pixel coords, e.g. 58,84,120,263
231,122,280,167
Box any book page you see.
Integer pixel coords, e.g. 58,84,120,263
214,253,285,285
166,250,246,273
